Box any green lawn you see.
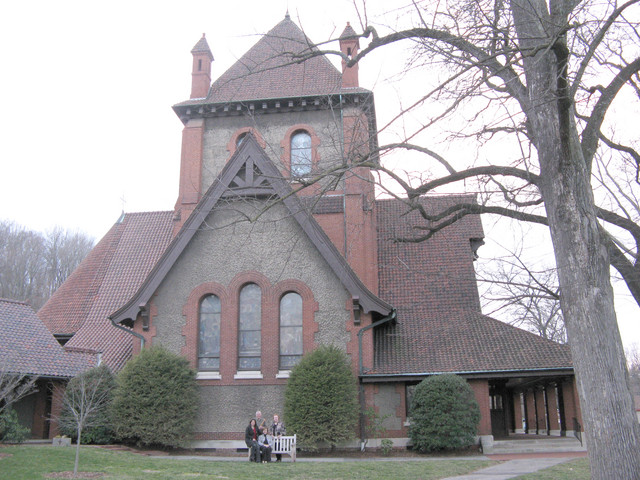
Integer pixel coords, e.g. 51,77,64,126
0,445,493,480
514,458,591,480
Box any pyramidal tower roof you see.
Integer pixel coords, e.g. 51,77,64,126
178,14,367,107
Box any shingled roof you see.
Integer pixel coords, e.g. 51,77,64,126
176,14,368,107
39,211,175,370
372,197,573,376
0,299,95,378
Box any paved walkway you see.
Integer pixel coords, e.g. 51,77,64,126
442,452,587,480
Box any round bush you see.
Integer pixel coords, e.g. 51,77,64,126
409,374,480,452
111,346,198,448
284,345,359,450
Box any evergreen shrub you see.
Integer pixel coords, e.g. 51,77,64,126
284,345,358,450
0,408,29,443
409,374,480,452
59,365,116,444
111,346,198,448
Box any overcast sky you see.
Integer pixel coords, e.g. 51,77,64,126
1,1,638,349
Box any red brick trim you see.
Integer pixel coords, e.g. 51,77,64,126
182,272,318,383
227,127,267,155
280,124,321,179
272,279,320,370
182,281,229,368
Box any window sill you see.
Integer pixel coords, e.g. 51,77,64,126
275,370,291,379
234,371,263,380
197,372,221,380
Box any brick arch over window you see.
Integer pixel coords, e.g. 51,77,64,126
226,127,266,156
181,281,229,371
181,273,319,382
280,124,320,179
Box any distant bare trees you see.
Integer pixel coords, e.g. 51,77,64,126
0,220,93,309
480,258,566,344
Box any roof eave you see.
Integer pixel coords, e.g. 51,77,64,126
360,367,575,383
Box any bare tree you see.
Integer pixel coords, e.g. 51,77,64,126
0,220,93,309
55,366,115,475
480,253,566,343
0,360,37,418
285,1,640,476
626,343,640,397
43,227,94,297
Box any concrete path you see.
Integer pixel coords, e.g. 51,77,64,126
441,457,575,480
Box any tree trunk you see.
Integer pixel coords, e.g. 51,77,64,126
512,1,640,478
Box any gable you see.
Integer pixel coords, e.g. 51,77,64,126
111,135,391,325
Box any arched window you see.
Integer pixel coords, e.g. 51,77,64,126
236,132,247,148
198,295,221,371
238,283,261,370
290,130,312,178
279,292,303,369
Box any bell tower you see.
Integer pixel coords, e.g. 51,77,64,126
190,34,213,99
174,35,214,233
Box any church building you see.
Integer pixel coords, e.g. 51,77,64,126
39,14,580,449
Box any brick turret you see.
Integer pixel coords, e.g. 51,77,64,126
190,34,213,99
339,23,359,88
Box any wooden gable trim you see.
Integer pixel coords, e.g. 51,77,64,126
110,134,391,325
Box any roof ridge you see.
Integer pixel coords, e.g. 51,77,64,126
0,298,29,306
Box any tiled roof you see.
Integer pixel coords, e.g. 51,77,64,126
191,34,213,56
339,23,358,39
0,298,95,378
176,15,368,107
39,211,175,370
373,197,572,375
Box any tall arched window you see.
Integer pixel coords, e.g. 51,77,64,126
290,130,312,178
279,292,303,369
238,283,261,370
198,295,221,371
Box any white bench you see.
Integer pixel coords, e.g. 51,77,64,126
272,434,297,462
248,434,297,462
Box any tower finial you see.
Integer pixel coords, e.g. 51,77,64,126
285,9,290,20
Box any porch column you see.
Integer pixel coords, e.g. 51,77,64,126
525,389,537,434
513,392,525,434
49,381,65,438
547,385,561,436
561,379,580,437
468,379,491,435
535,388,547,435
31,384,47,438
468,379,493,452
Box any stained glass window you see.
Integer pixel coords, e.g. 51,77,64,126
198,295,221,371
279,292,303,369
238,283,261,370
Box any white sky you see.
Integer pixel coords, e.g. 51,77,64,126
1,1,637,349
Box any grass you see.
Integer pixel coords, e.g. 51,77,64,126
0,445,494,480
514,458,591,480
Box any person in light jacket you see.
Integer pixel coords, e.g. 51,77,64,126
257,426,273,463
270,414,286,462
